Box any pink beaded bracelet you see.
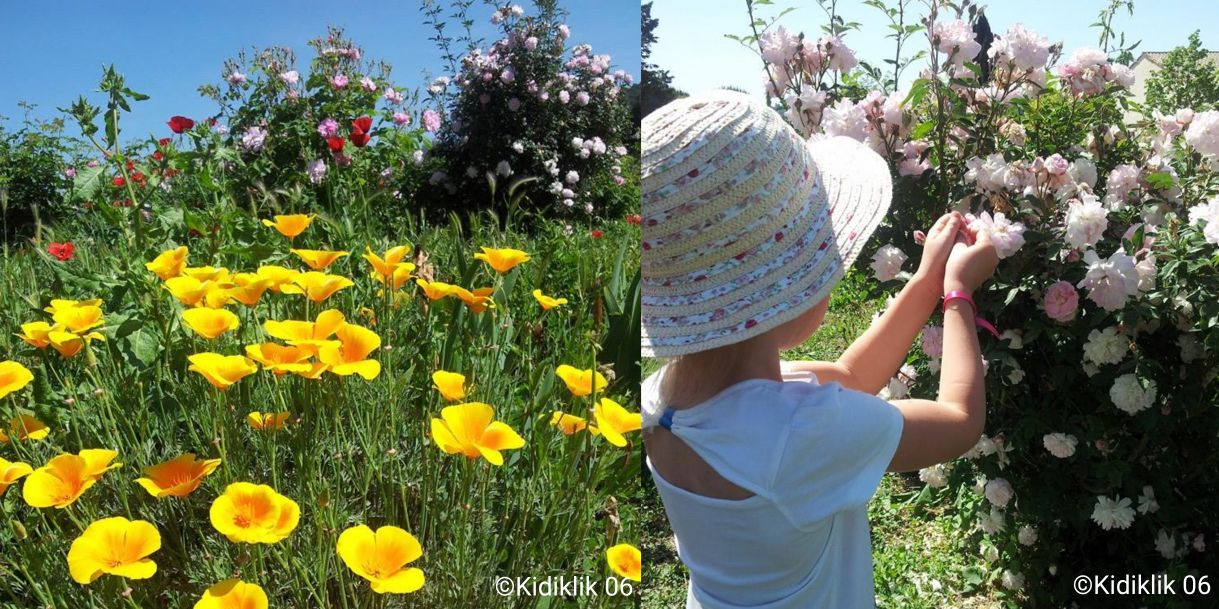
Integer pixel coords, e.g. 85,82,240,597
942,290,1000,338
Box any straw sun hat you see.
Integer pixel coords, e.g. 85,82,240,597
641,89,893,358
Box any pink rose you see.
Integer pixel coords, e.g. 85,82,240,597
1044,280,1080,322
1045,153,1069,175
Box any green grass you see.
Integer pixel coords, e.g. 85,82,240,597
0,205,641,608
641,269,1001,608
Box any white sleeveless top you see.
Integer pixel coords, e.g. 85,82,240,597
643,363,903,608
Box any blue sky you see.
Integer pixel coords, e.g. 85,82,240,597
650,0,1219,96
0,0,640,141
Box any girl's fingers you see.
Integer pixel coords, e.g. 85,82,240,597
931,213,952,236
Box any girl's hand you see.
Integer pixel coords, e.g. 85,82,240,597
945,228,999,294
915,212,964,294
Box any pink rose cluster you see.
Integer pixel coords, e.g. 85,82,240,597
985,24,1051,93
964,153,1099,201
988,23,1051,72
798,90,910,158
760,26,858,97
448,20,626,116
321,46,362,61
1056,48,1133,97
1184,109,1219,160
931,19,982,71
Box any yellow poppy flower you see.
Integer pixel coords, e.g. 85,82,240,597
550,411,589,435
264,309,345,353
415,278,457,301
295,362,330,380
364,245,412,280
48,329,105,358
384,263,418,291
592,398,642,448
246,411,292,431
23,449,122,509
606,543,641,582
0,458,32,497
291,248,350,271
245,344,314,376
209,482,299,544
430,402,525,466
0,415,50,444
287,271,353,303
317,324,382,380
261,213,315,239
431,370,466,401
135,453,222,498
204,284,237,309
227,273,271,307
52,304,104,334
182,266,231,283
193,579,268,609
0,361,34,400
67,517,161,585
336,525,426,594
255,265,301,293
166,276,228,307
43,298,102,316
182,308,240,340
555,364,608,397
473,246,530,274
532,289,568,311
187,353,257,390
17,321,55,349
145,246,189,280
453,286,496,313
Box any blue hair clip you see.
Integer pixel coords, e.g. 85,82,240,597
659,408,674,431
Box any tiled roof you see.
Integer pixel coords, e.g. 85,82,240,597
1134,51,1219,68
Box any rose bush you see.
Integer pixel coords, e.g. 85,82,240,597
419,2,635,221
747,0,1219,603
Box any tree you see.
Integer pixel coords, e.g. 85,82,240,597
1144,31,1219,114
640,2,685,118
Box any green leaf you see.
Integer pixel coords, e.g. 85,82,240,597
1145,171,1174,191
903,79,929,108
125,328,162,368
70,165,106,203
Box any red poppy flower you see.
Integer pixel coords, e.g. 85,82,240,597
47,242,75,261
158,138,171,147
131,171,147,186
349,116,373,148
152,151,164,162
125,160,136,171
112,176,126,187
591,229,604,239
327,137,347,153
625,214,642,225
167,116,195,133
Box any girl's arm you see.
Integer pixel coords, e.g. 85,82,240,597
787,212,962,394
888,229,997,472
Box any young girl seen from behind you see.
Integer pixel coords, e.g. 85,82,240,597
641,90,1000,608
